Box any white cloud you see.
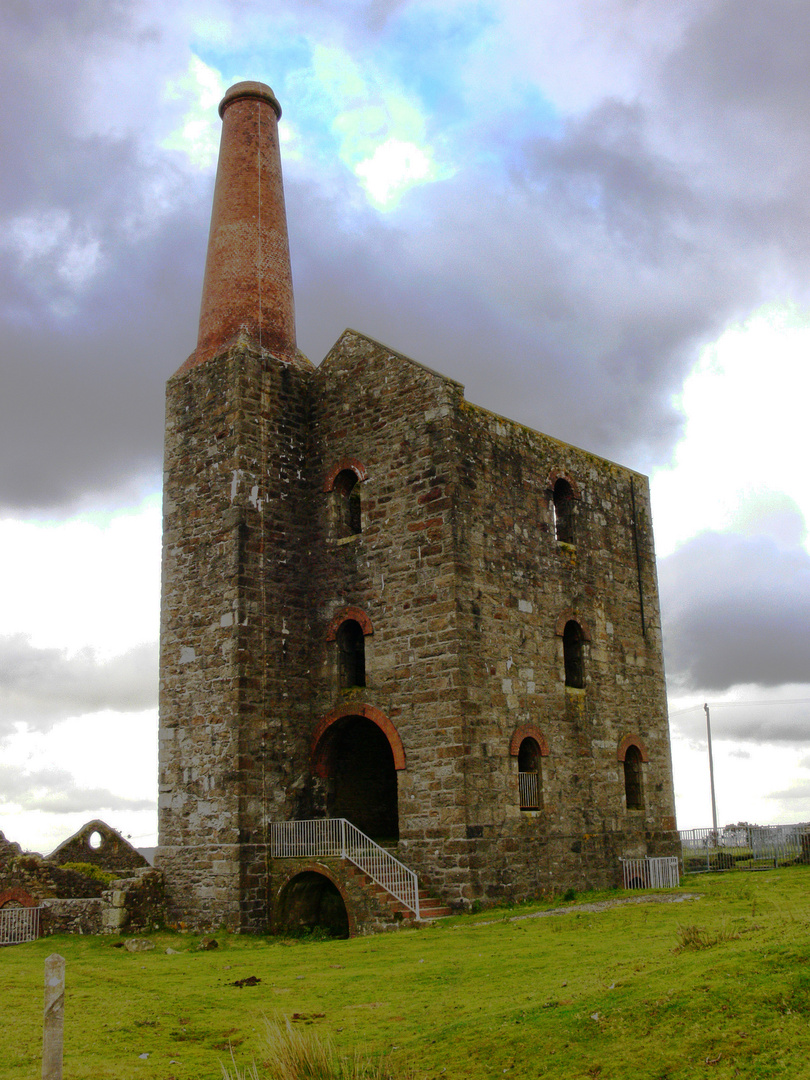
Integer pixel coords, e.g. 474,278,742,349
162,54,226,170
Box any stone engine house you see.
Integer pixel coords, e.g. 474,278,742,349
157,81,679,934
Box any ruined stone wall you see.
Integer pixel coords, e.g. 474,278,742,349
450,402,678,900
157,342,314,931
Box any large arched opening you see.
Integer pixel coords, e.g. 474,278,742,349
326,715,399,841
274,870,350,938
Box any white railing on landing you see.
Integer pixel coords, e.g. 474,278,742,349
269,818,420,919
620,856,680,890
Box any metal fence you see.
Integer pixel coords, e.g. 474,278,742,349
620,856,680,890
270,817,420,918
0,905,41,945
518,772,540,809
680,822,810,873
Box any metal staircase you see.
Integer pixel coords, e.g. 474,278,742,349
269,818,449,921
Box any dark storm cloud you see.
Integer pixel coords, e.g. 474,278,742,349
660,531,810,693
0,763,153,816
0,636,158,732
4,0,810,511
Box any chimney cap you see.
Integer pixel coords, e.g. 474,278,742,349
219,81,281,120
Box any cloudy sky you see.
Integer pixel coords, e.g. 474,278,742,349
1,0,809,855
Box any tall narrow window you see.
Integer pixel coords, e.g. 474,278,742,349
331,469,362,537
336,619,365,688
563,620,584,688
517,737,542,810
553,478,575,544
624,746,644,810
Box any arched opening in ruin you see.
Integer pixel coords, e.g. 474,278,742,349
321,715,399,842
623,745,644,810
330,468,362,537
274,871,350,938
517,736,542,810
335,619,366,688
563,620,585,688
553,478,575,544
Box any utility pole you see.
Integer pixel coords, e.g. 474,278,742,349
704,702,719,837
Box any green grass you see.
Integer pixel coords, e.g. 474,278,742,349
4,868,810,1079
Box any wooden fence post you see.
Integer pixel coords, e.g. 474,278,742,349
42,953,65,1080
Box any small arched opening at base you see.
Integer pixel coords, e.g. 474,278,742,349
274,871,350,939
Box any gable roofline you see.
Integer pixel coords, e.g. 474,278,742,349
317,328,465,392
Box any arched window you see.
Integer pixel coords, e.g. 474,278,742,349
331,469,362,537
336,619,365,688
553,478,575,544
563,620,584,688
624,746,644,810
517,737,542,810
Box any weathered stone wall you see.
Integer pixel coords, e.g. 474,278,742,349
448,402,679,902
158,329,679,928
41,898,105,935
306,331,469,904
158,341,314,931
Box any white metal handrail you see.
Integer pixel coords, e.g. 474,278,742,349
270,818,420,919
620,856,680,890
0,905,41,945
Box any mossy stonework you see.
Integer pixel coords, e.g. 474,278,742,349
157,82,679,933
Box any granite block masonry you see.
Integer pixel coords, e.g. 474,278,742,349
156,81,680,934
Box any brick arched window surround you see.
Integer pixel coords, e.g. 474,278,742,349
311,703,406,778
0,887,37,908
509,725,550,758
554,610,592,640
547,471,581,499
325,607,373,640
617,735,649,763
271,862,357,938
323,459,368,492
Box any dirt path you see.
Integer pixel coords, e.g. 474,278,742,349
466,892,702,927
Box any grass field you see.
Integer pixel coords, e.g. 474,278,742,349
4,868,810,1079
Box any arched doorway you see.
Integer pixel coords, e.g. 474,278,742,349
323,715,399,842
274,871,350,938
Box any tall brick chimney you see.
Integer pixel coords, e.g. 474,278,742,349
181,81,297,370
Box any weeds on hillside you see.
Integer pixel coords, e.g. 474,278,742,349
222,1019,413,1080
675,922,740,951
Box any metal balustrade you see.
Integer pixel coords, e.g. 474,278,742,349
518,771,540,809
269,818,420,919
0,905,41,945
620,856,680,890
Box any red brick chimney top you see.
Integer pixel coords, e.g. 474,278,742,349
176,80,297,374
219,81,281,120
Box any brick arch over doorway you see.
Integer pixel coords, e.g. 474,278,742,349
310,703,406,778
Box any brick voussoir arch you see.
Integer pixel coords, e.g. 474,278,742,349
271,861,357,938
554,608,592,640
311,703,406,778
325,606,373,641
547,470,581,498
509,725,550,757
0,886,37,908
323,459,368,492
617,735,649,763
